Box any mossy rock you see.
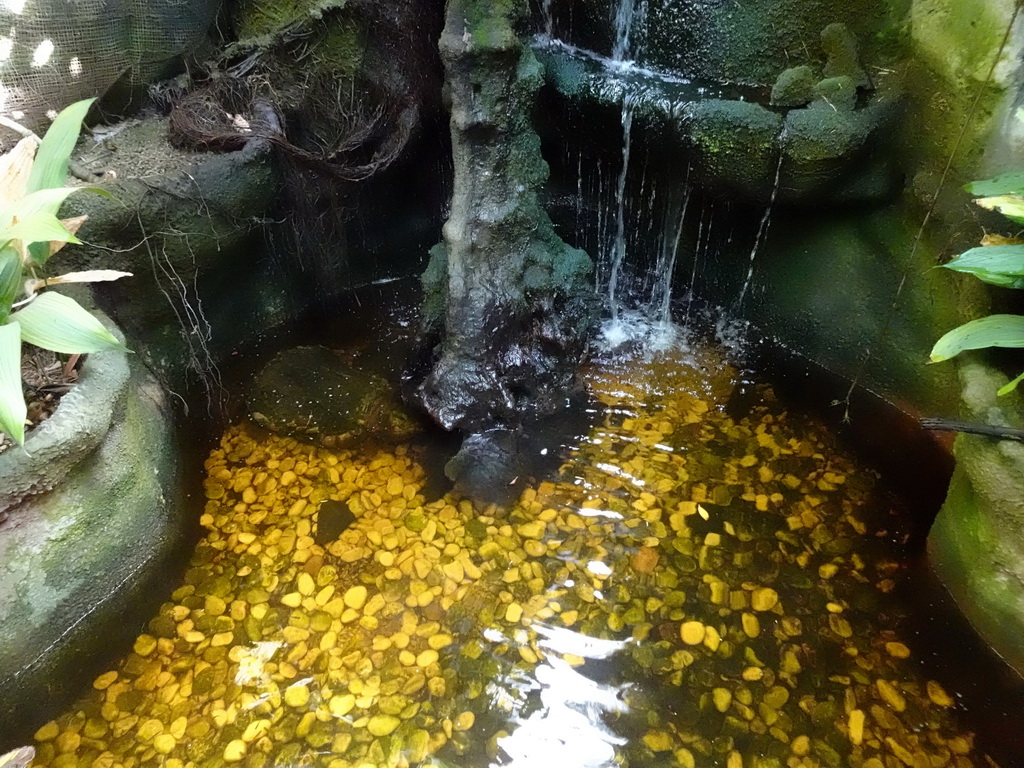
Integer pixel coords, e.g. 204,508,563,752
771,65,818,107
0,313,183,733
930,361,1024,675
248,346,419,446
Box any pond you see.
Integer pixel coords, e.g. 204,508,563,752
21,288,1020,768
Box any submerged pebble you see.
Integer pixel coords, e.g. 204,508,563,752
28,343,993,768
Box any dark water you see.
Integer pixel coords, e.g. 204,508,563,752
19,287,1024,768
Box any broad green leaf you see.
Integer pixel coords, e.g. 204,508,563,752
11,291,125,354
1,186,90,224
930,314,1024,362
998,370,1024,396
0,187,107,264
0,247,20,321
939,244,1024,288
2,212,80,248
0,321,25,445
965,172,1024,197
26,98,95,194
975,194,1024,225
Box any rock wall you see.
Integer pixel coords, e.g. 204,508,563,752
411,0,593,492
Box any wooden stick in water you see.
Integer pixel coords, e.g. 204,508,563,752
920,417,1024,442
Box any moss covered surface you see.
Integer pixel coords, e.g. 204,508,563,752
414,0,593,436
703,205,971,414
904,0,1021,179
929,363,1024,674
0,357,184,733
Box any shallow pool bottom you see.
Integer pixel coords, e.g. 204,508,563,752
29,338,991,768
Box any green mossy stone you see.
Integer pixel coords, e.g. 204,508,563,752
771,66,818,107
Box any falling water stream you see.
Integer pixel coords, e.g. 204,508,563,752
605,93,635,330
735,137,786,310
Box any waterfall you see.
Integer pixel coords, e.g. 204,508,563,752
735,132,787,309
606,92,635,325
652,181,692,326
541,0,554,41
611,0,646,64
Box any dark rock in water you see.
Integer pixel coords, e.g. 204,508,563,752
249,346,419,445
771,65,818,107
445,429,529,507
314,499,357,545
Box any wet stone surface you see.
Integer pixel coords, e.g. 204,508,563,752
248,346,419,447
30,340,994,768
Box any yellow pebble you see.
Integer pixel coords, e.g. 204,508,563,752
284,683,311,708
429,633,454,650
153,734,176,755
505,602,524,623
643,731,673,751
885,641,911,659
875,679,906,712
330,694,356,717
417,649,439,667
453,711,476,731
848,708,865,745
750,588,778,612
367,714,401,736
712,687,732,713
223,739,247,762
344,585,368,610
680,621,705,645
34,721,60,741
927,680,955,707
93,670,118,690
791,735,810,756
297,573,316,596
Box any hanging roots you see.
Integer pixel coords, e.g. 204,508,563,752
168,73,416,182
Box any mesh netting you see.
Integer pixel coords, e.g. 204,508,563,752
0,0,220,136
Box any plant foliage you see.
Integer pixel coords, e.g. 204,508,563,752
930,174,1024,395
0,99,130,446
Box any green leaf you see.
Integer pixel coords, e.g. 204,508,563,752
26,98,95,194
965,172,1024,197
0,321,25,446
975,194,1024,225
930,314,1024,362
2,212,80,248
939,245,1024,288
2,186,91,223
11,292,125,354
0,247,21,322
998,371,1024,396
0,187,106,265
